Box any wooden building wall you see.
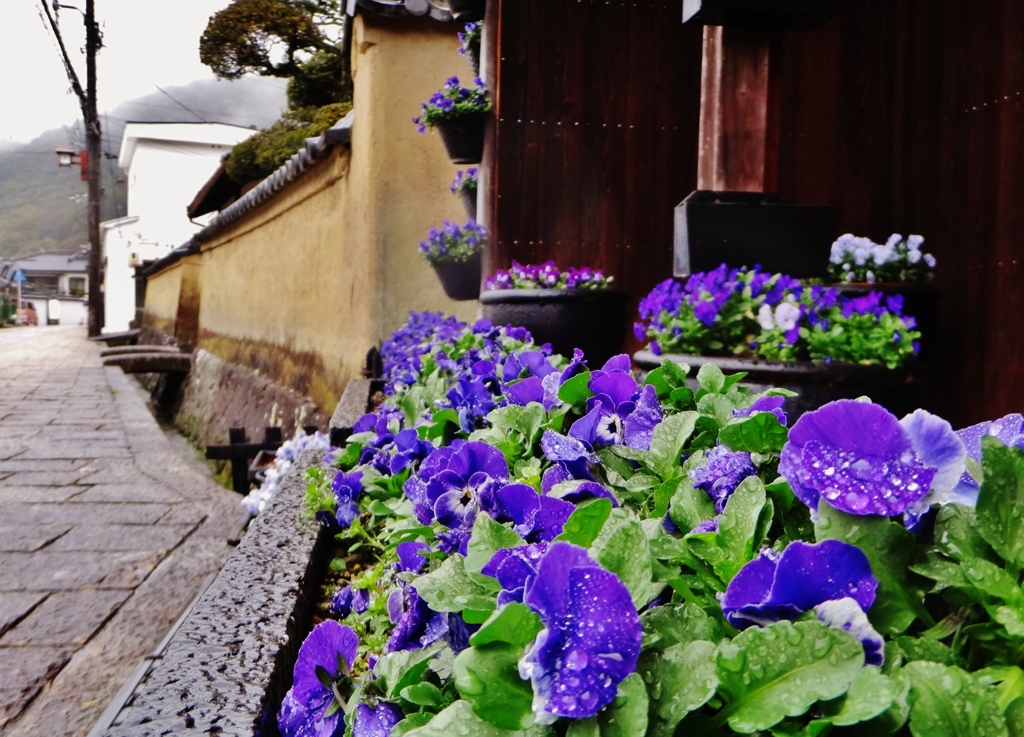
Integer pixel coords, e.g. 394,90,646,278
484,0,705,354
773,0,1024,425
487,0,1023,425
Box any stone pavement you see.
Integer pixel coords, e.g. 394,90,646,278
0,327,243,737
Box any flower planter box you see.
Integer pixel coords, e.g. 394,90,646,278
432,252,482,301
448,0,485,21
682,0,841,30
832,282,940,359
463,45,481,78
633,349,930,420
435,113,487,164
481,289,628,368
459,189,478,221
98,381,377,737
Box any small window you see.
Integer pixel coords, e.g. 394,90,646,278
68,277,86,297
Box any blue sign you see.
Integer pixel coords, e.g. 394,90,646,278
11,269,25,283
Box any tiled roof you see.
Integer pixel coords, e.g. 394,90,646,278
355,0,456,21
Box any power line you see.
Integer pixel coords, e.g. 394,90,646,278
153,85,210,123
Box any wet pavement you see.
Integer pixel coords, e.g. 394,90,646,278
0,326,242,737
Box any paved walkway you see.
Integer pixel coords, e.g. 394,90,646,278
0,327,242,737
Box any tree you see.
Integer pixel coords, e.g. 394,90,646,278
199,0,345,81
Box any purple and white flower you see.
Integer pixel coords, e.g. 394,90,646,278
278,621,359,737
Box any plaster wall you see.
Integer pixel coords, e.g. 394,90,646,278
180,13,478,414
142,260,183,337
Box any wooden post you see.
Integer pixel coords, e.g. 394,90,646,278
229,427,248,494
697,26,784,193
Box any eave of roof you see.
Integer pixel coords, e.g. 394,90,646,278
143,111,355,278
355,0,456,21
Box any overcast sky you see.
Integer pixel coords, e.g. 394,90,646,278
1,0,258,143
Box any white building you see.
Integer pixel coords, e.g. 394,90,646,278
101,122,255,333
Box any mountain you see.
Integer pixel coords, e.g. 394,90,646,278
0,77,287,259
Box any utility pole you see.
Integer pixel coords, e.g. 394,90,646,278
42,0,103,336
84,0,103,336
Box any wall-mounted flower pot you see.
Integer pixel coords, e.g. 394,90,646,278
633,350,930,421
682,0,841,30
831,282,940,360
463,46,481,78
448,0,485,22
481,289,628,368
436,113,487,164
432,251,482,301
459,189,478,221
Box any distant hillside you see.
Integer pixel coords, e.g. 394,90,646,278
0,77,287,260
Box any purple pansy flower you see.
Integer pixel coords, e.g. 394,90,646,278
689,445,757,512
814,598,885,667
331,585,370,618
545,479,619,507
779,400,964,519
482,542,548,605
332,470,363,528
490,486,575,542
518,542,642,724
734,395,788,426
722,540,877,634
540,430,599,482
425,441,508,529
386,586,472,654
278,621,359,737
395,541,430,574
952,413,1024,505
352,703,404,737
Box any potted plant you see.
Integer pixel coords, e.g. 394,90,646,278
450,168,478,220
419,219,486,301
828,232,940,356
632,264,928,418
479,261,627,366
413,77,491,165
682,0,841,31
458,21,482,77
448,0,485,22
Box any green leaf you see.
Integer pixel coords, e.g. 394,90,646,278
401,682,445,707
661,359,691,388
719,412,789,455
668,477,716,533
413,555,497,614
831,666,905,727
815,502,932,634
1006,697,1024,737
715,620,865,733
466,513,525,579
392,713,435,737
591,510,654,608
374,642,446,698
977,437,1024,569
403,699,524,737
697,364,725,394
643,640,718,731
905,661,1008,737
453,644,535,731
894,636,956,666
962,557,1022,603
650,411,699,467
641,602,721,650
470,602,543,649
567,673,649,737
935,504,998,563
688,476,766,583
558,371,593,404
555,498,613,548
514,403,546,445
697,394,735,428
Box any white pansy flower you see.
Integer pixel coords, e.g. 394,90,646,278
924,253,937,268
907,249,922,264
757,304,776,331
774,302,801,332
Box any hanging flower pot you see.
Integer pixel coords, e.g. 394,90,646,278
420,220,486,301
451,168,479,221
432,253,482,301
682,0,841,31
458,22,482,78
480,262,625,367
435,113,487,164
413,78,491,165
448,0,485,22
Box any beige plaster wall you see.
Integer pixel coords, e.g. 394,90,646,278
141,260,182,336
148,13,479,413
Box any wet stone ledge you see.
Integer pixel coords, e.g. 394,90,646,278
102,449,330,736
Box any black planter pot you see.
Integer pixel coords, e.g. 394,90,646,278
448,0,485,21
832,282,940,360
435,113,487,164
633,350,931,421
432,251,482,301
459,189,478,221
481,289,629,367
463,45,481,78
682,0,841,31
